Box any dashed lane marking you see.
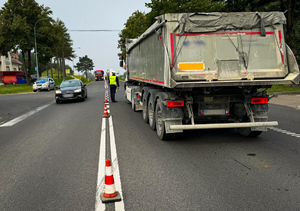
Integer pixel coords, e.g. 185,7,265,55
269,127,300,138
0,104,51,127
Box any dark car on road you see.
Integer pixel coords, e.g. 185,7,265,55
55,79,87,103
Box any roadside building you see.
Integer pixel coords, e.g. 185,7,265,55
0,52,23,72
0,52,23,84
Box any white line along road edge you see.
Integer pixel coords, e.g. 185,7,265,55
95,118,106,211
0,104,51,127
109,116,125,211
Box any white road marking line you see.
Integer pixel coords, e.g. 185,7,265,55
0,104,51,127
95,118,106,211
269,127,300,138
109,116,125,211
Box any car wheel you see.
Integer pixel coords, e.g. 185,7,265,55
33,90,37,92
85,92,88,98
47,85,50,91
56,100,61,104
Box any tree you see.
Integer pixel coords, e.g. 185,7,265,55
52,19,74,79
118,11,148,60
0,0,54,85
75,55,94,79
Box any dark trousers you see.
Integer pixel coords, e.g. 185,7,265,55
110,85,117,102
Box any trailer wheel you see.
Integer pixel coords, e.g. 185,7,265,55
238,127,263,137
142,94,149,123
148,96,156,130
155,101,176,140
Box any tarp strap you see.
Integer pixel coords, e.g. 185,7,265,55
257,12,266,37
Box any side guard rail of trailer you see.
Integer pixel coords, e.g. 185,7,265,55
169,121,278,130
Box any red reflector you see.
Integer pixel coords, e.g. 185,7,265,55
251,98,268,104
137,93,140,98
167,101,184,107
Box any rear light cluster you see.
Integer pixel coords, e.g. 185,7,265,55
167,101,184,107
251,98,268,104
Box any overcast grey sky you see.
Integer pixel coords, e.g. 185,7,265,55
2,0,151,75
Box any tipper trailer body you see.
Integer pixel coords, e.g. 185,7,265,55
123,12,300,140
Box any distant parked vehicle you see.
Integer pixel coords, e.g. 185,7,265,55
55,79,87,104
32,77,55,92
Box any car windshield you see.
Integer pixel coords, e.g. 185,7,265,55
36,78,48,83
60,80,81,88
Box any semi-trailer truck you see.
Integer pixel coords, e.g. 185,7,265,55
121,12,300,140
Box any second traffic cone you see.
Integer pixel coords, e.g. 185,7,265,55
103,104,110,118
101,159,121,203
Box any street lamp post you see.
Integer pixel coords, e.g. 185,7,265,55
34,18,49,79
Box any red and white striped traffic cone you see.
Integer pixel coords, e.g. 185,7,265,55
103,104,110,118
101,159,121,203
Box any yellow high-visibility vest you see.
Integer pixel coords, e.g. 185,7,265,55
109,75,117,85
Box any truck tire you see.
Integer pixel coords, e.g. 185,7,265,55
155,101,176,140
148,96,156,130
142,94,149,123
238,127,263,137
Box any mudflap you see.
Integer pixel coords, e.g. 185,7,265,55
131,86,143,111
165,120,183,133
250,104,269,132
160,105,184,134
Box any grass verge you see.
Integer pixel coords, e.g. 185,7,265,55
0,75,93,95
266,85,300,93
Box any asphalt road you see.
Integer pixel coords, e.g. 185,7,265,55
0,81,300,211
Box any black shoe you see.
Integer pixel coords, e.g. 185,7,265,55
113,101,118,103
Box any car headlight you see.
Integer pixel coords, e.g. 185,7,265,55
33,84,37,88
56,90,62,94
42,83,48,87
74,89,81,93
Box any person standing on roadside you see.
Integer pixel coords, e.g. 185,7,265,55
109,71,119,102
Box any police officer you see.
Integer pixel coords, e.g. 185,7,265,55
109,71,119,102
